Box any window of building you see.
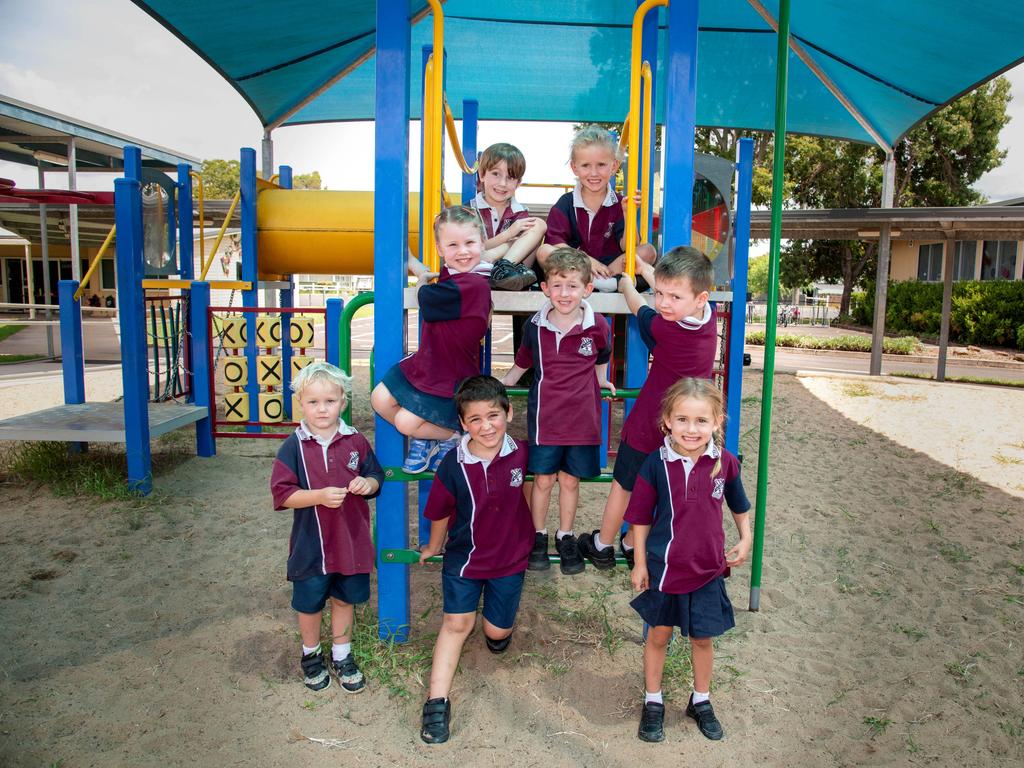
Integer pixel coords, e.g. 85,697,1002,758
981,240,1018,280
101,259,116,290
953,241,976,281
917,243,943,282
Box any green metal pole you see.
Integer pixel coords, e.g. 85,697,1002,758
749,0,790,612
338,291,375,424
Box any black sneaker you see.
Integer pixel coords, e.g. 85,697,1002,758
300,648,330,691
485,631,513,654
686,694,724,740
577,530,616,570
490,258,537,291
638,701,665,742
619,539,635,570
331,652,365,693
556,533,585,575
421,697,451,744
528,531,550,571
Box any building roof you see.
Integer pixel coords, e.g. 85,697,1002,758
749,206,1024,241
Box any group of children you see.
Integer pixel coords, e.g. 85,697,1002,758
269,125,752,746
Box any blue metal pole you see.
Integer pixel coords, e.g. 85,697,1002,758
461,98,478,204
58,279,85,405
240,147,260,433
190,281,215,457
375,0,412,642
726,139,754,456
661,0,699,250
177,164,196,404
114,149,152,495
278,166,293,418
325,298,342,367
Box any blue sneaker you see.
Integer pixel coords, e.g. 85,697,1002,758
403,439,438,474
428,436,461,472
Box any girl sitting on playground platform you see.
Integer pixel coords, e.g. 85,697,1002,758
537,124,656,292
371,205,491,473
626,377,751,744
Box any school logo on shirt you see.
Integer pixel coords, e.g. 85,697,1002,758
510,468,524,488
347,451,360,471
712,477,725,500
578,337,594,356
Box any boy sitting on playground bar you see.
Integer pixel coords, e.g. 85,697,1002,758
470,142,546,291
417,376,534,744
501,246,614,574
270,362,384,694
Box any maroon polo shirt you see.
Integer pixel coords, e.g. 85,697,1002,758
619,304,718,454
624,439,749,594
514,300,611,446
423,433,534,580
545,185,626,265
399,267,490,398
471,192,530,242
270,422,384,581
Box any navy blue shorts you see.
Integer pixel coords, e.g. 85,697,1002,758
527,443,601,478
630,575,735,638
442,570,525,630
611,441,652,491
291,572,370,614
381,364,461,432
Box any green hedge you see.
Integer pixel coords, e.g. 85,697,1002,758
852,280,1024,350
745,331,921,355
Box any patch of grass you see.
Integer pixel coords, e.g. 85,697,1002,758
945,656,978,682
863,716,892,738
0,324,27,342
661,637,694,695
890,371,1024,389
998,718,1024,739
891,624,926,640
302,700,318,711
841,382,875,397
939,542,973,563
0,353,43,363
746,331,921,354
546,584,621,655
350,606,432,699
994,453,1024,466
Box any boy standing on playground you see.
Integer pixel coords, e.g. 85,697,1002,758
501,246,614,574
578,247,718,569
537,124,656,291
417,376,534,744
270,362,384,693
471,142,547,291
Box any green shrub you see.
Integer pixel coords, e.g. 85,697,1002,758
745,332,920,355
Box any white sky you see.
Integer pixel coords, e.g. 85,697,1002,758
1,0,1023,205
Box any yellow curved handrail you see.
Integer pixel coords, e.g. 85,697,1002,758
73,224,116,301
443,97,479,175
200,189,241,281
626,0,668,278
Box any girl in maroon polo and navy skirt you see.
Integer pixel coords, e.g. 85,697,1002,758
625,377,752,744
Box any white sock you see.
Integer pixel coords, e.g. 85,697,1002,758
692,690,710,704
594,533,612,551
621,541,634,552
645,690,663,704
302,643,320,656
332,642,352,661
556,529,574,540
536,529,547,536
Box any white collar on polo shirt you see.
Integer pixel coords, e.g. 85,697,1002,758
296,418,357,445
533,298,596,333
473,191,526,214
661,434,720,464
457,432,517,465
677,301,714,330
572,183,618,213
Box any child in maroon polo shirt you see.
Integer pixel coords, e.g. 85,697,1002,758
371,206,491,474
501,246,614,575
417,376,534,744
270,362,384,694
537,124,656,292
626,377,751,743
470,142,546,291
579,246,719,570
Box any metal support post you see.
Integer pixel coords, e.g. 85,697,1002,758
375,0,413,642
726,138,754,455
190,281,215,457
869,150,896,376
461,99,478,204
68,137,82,281
661,0,699,250
937,238,955,382
240,148,260,433
38,164,55,357
326,298,342,367
58,280,85,404
278,165,294,417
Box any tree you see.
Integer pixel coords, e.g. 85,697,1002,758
746,254,770,297
293,171,322,190
193,161,324,198
782,77,1011,315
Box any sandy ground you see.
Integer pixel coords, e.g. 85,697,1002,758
1,367,1022,767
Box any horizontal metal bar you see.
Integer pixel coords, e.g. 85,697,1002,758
383,467,614,483
380,548,631,566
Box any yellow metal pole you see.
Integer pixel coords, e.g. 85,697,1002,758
200,190,241,280
444,98,479,174
626,0,668,278
422,55,437,272
640,61,653,245
427,0,444,273
73,223,116,301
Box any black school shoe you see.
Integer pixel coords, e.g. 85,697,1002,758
686,694,724,740
556,533,585,575
528,532,551,571
331,652,365,693
485,631,513,654
300,648,330,691
490,258,537,291
638,701,665,742
421,697,451,744
577,530,616,570
619,539,635,570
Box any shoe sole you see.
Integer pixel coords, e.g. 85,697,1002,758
304,677,330,692
638,730,664,742
583,553,615,570
527,558,551,571
559,559,585,575
339,681,365,694
686,709,724,740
